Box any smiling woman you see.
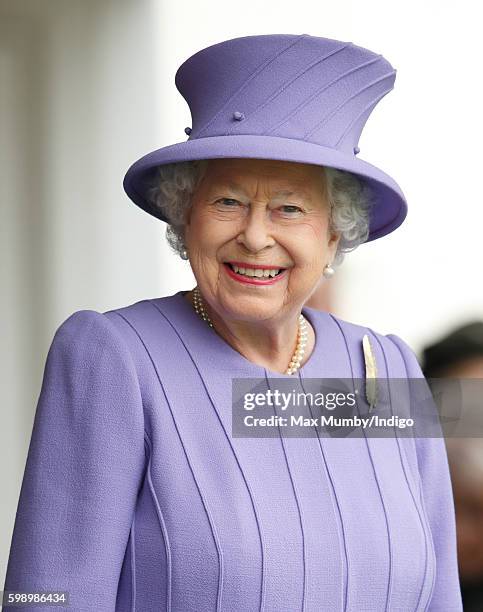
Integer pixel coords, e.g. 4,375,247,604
183,158,340,374
4,33,463,612
152,157,352,373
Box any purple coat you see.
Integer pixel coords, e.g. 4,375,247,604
4,290,463,611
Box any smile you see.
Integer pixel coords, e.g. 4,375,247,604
223,262,288,285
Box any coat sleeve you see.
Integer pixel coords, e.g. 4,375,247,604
3,310,146,611
386,333,463,612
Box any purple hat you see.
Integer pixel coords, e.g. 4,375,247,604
123,33,407,242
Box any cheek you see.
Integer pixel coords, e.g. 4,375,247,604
187,211,224,250
282,223,328,266
186,215,232,274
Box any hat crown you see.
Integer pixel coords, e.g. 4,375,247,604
123,33,407,244
175,33,396,155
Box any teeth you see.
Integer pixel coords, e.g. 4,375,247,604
231,265,282,278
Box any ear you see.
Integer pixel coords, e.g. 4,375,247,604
327,228,341,257
184,200,194,230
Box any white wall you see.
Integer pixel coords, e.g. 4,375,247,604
0,0,174,586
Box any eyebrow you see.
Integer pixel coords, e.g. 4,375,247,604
214,181,312,200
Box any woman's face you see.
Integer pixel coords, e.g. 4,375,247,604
184,157,340,322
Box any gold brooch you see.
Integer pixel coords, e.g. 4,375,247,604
362,334,378,412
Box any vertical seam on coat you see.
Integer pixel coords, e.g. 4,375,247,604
143,433,172,612
130,514,136,612
149,299,267,612
328,314,393,611
297,310,348,612
265,371,307,611
296,373,347,612
369,330,425,611
365,329,395,612
113,313,175,611
385,334,437,611
120,306,226,612
105,310,149,448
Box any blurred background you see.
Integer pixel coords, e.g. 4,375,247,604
1,0,482,605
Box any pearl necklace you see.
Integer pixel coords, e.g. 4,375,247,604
191,286,308,375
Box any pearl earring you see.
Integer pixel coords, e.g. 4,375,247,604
323,262,335,278
180,247,189,260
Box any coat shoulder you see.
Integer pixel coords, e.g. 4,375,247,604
307,306,403,349
307,307,422,378
329,310,417,354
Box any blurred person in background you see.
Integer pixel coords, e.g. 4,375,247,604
422,321,483,612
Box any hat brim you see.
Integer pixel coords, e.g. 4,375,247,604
123,134,407,243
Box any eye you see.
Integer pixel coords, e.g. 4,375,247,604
280,204,304,214
214,198,240,207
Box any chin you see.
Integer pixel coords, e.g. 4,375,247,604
222,295,278,317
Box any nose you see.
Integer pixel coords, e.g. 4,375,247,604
236,205,276,252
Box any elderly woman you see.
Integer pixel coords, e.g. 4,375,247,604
4,34,462,611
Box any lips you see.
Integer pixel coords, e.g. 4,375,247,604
226,263,283,278
224,260,287,270
223,262,288,285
